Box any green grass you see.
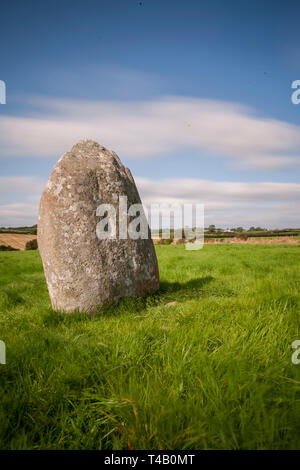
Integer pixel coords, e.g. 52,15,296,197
0,245,300,450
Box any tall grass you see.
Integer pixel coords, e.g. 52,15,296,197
0,245,300,449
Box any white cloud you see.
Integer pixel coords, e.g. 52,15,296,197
0,177,45,226
0,175,299,228
1,95,300,169
0,202,39,227
136,177,300,203
135,177,300,228
0,177,45,194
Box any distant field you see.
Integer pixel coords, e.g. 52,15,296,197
153,236,300,245
0,233,37,250
204,236,300,245
152,229,300,240
1,234,298,251
0,245,300,449
2,233,299,251
0,226,299,251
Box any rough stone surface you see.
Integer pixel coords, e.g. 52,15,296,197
38,139,159,313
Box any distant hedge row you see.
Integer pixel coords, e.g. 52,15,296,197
25,239,38,250
0,226,298,239
0,240,38,251
205,231,299,239
0,245,19,251
0,225,37,235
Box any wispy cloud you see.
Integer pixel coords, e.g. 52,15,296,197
0,175,299,228
0,177,45,194
1,95,300,170
136,177,300,228
0,177,44,226
136,177,300,204
0,202,39,227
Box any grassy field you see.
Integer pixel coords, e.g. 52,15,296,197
0,245,300,450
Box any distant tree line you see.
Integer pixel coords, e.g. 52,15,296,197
0,225,37,235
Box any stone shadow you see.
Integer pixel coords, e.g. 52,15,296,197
42,276,215,322
159,275,214,293
158,275,214,299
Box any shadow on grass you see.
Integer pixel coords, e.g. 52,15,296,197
42,276,215,325
159,276,214,294
42,296,149,326
154,275,215,304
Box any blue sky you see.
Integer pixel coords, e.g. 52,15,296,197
1,0,300,227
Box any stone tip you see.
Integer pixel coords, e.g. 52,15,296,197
75,138,107,149
67,139,111,158
78,138,96,144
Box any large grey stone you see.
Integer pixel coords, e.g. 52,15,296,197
38,139,159,313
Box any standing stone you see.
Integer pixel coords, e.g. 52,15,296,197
38,139,159,313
